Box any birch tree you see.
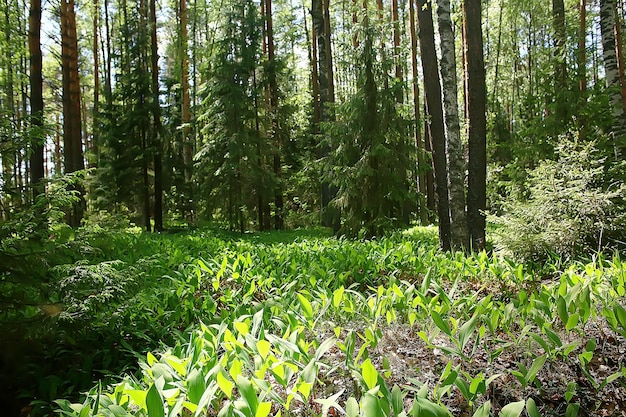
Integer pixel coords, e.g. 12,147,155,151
437,0,468,250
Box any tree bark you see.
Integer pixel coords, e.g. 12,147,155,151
553,0,568,124
150,0,163,231
464,0,487,251
408,0,428,225
417,0,451,250
312,0,338,231
180,0,194,223
600,0,626,156
264,0,284,230
437,0,468,250
61,0,85,227
28,0,44,200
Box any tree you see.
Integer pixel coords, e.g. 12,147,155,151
150,0,163,231
417,0,451,250
60,0,85,227
464,0,487,250
552,0,567,124
437,0,468,250
600,0,626,157
311,0,338,230
28,0,44,200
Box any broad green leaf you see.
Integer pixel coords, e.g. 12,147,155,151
236,375,258,412
297,293,314,320
526,398,542,417
565,403,580,417
499,400,525,417
234,321,249,336
472,401,490,417
256,340,271,359
362,393,385,417
217,371,234,399
557,296,568,325
333,287,345,308
526,355,546,384
565,313,579,331
391,385,404,416
146,384,164,417
147,352,158,366
315,337,337,361
431,311,451,336
186,368,205,405
362,358,379,390
458,314,478,350
346,397,360,417
255,402,272,417
410,396,449,417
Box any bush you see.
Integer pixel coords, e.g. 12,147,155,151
489,138,625,262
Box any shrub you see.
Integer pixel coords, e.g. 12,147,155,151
489,138,625,262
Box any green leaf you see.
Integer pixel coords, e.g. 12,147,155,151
557,296,568,325
472,401,490,417
297,293,314,320
458,314,478,350
526,398,542,417
236,375,258,413
146,383,164,417
526,355,546,385
391,385,404,416
217,371,234,399
431,311,451,336
362,358,379,390
362,392,385,417
186,368,205,405
499,400,525,417
333,286,345,308
410,396,449,417
565,313,579,332
565,403,580,417
256,340,271,359
346,397,360,417
255,402,272,417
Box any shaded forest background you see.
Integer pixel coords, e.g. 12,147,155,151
0,0,624,253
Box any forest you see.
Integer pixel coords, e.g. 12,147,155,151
1,0,626,415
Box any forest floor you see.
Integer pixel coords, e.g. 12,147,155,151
3,225,626,417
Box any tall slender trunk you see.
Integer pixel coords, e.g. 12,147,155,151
264,0,284,230
28,0,44,200
104,0,112,104
614,1,626,113
464,0,487,251
61,0,85,227
417,0,450,251
553,0,567,124
312,0,338,231
150,0,163,231
579,0,587,95
180,0,194,223
91,0,99,167
408,0,427,225
437,0,467,250
600,0,626,155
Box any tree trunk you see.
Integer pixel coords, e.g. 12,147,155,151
312,0,338,231
91,0,99,167
614,1,626,113
600,0,626,156
264,0,284,230
417,0,451,251
553,0,568,124
28,0,44,201
150,0,163,231
61,0,85,227
408,0,428,225
464,0,487,251
180,0,194,223
436,0,468,250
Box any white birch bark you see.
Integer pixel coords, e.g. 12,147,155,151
600,0,626,155
436,0,468,250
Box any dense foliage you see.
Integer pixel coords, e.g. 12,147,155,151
1,222,625,416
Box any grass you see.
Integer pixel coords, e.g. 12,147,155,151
4,225,626,417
